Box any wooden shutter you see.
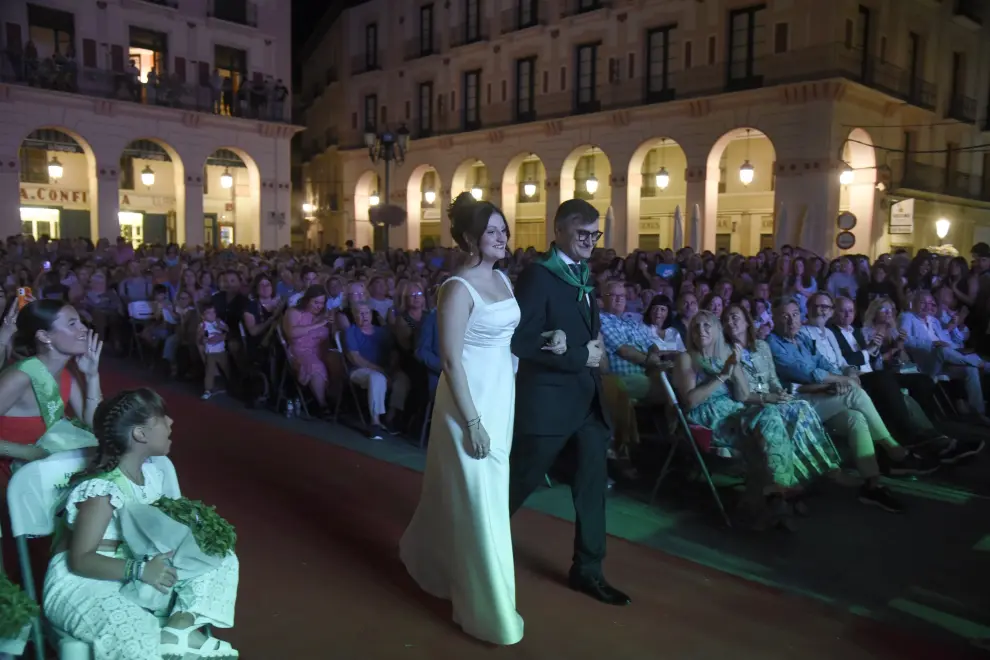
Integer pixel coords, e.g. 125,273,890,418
111,44,124,72
174,56,186,82
199,61,210,85
5,23,22,54
82,38,96,68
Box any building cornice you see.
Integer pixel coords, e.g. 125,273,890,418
0,83,304,138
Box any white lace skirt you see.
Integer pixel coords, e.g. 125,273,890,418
43,549,239,660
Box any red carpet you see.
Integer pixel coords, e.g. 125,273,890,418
102,371,983,659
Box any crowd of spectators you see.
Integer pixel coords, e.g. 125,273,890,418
5,227,989,527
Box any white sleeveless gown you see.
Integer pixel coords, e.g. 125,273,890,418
399,273,524,646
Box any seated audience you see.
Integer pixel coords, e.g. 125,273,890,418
599,280,667,405
415,308,442,396
899,289,989,419
768,297,927,513
345,301,410,439
641,294,685,357
43,388,239,659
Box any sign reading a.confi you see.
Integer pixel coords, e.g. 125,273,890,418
21,187,174,209
21,186,88,204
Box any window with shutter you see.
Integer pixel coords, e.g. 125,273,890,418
199,61,210,85
111,45,124,72
175,57,186,82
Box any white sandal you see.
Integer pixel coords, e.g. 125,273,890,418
160,626,238,658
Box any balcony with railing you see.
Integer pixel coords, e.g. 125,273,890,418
450,22,488,49
207,0,258,28
0,50,292,123
339,42,946,144
561,0,610,19
500,2,544,34
893,159,989,202
948,94,977,123
404,37,438,61
351,52,381,76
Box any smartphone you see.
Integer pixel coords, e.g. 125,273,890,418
17,287,32,310
655,264,680,279
42,261,51,271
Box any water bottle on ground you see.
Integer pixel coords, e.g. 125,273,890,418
293,398,302,417
284,399,294,418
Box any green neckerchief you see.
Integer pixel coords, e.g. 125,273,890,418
16,357,65,430
536,244,596,302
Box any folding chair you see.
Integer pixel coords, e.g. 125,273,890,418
7,451,180,660
126,301,154,363
273,324,311,419
418,398,434,448
334,331,369,430
650,371,732,527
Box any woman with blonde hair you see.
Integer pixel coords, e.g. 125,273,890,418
671,310,796,528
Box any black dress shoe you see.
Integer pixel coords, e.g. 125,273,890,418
567,571,631,606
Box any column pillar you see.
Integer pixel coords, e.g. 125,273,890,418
607,177,630,254
543,178,561,249
774,158,840,257
0,159,20,238
486,180,502,211
259,181,284,251
183,179,205,247
439,188,452,247
685,165,709,252
95,162,120,241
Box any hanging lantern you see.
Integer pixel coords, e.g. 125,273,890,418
585,175,599,195
839,164,854,186
302,203,315,214
220,168,234,189
738,161,754,186
141,165,155,187
423,189,436,204
470,185,483,200
47,156,63,181
523,181,537,198
655,167,670,191
369,191,380,206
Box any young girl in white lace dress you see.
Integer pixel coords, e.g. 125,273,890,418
43,388,240,659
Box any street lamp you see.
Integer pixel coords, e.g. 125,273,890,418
523,181,537,198
470,185,483,201
738,161,754,186
655,166,670,191
141,165,155,187
369,191,380,206
936,217,951,241
423,189,436,205
220,168,234,189
585,174,599,195
363,124,410,251
47,156,63,182
302,202,315,215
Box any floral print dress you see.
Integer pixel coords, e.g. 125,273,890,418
739,340,841,485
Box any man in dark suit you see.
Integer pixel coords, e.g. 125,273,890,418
509,199,630,606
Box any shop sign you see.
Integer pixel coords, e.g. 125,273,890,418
20,186,87,204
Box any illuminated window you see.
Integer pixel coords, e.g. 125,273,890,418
20,207,61,240
129,26,168,83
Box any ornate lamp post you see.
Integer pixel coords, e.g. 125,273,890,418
363,124,410,251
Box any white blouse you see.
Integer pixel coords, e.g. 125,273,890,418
647,325,686,353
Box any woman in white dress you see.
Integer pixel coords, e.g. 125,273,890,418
400,194,564,645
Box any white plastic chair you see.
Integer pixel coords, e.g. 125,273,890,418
7,451,180,660
126,301,155,363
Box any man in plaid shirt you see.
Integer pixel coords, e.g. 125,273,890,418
599,280,667,404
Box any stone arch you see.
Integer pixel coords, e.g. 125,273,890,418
561,144,612,247
17,125,100,240
117,137,186,246
405,163,442,250
626,137,689,253
353,169,380,249
202,146,261,249
501,152,547,250
841,127,879,256
451,158,490,202
703,127,777,254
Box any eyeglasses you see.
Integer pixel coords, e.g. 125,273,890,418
576,230,604,243
813,304,833,310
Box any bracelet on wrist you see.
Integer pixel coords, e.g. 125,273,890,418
466,416,481,428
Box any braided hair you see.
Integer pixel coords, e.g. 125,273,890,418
69,388,168,486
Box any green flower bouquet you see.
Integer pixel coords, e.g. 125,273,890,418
0,573,38,651
152,497,237,558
